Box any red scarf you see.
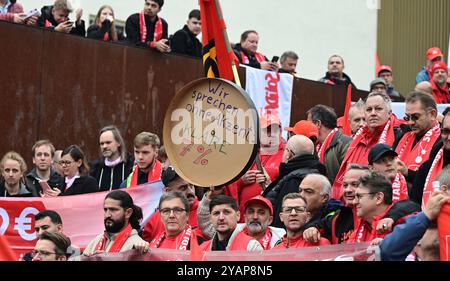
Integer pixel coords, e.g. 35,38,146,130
391,172,408,203
242,227,272,250
240,51,266,65
149,225,192,250
332,115,397,199
94,224,132,253
395,122,441,171
139,11,163,46
316,128,338,164
422,148,444,209
128,159,162,188
347,206,392,243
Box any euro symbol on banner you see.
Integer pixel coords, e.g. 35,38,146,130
14,207,39,241
0,208,9,235
203,40,220,78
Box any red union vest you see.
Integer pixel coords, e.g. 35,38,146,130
200,231,256,251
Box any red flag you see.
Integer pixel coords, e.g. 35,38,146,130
189,232,204,261
0,235,18,261
341,84,352,136
438,202,450,261
199,0,237,82
375,52,381,76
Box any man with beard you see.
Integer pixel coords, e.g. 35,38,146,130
411,107,450,208
83,190,145,255
123,132,162,188
200,195,263,251
263,135,326,228
395,92,441,184
225,114,284,222
142,166,210,242
90,126,134,191
235,195,285,250
25,140,62,196
369,144,408,202
303,165,419,244
273,193,330,249
319,55,356,89
333,92,402,199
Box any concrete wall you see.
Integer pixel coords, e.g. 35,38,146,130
24,0,378,90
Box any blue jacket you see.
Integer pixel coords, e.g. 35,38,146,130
416,67,430,84
379,212,430,261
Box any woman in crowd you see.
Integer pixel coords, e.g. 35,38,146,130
0,151,37,197
87,5,124,42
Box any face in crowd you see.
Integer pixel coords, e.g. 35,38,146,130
144,0,161,18
281,57,298,74
134,144,158,172
164,177,196,207
353,185,383,221
244,202,273,236
99,130,121,160
1,159,23,188
342,169,368,206
35,216,63,236
370,155,397,182
99,7,114,23
159,197,189,237
379,71,393,86
103,198,132,233
260,124,281,150
187,16,201,36
60,154,82,178
52,8,69,24
404,101,436,136
32,239,66,261
279,197,310,235
298,175,329,216
33,145,53,173
349,107,366,134
241,32,259,55
364,95,391,131
327,56,344,76
210,203,240,237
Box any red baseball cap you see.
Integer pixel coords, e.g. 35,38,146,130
244,195,273,216
426,47,443,61
284,120,318,138
377,65,392,76
431,61,448,75
259,114,281,129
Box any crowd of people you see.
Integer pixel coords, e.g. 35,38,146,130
2,0,450,261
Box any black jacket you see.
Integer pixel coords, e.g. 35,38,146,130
319,72,357,89
125,13,168,47
0,182,38,197
411,141,449,206
233,43,268,69
262,154,326,228
90,154,134,192
25,168,63,195
87,20,125,42
58,176,99,196
37,5,85,37
313,200,421,244
170,25,202,57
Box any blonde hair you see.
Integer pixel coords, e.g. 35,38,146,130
134,132,160,149
94,5,118,42
0,151,27,175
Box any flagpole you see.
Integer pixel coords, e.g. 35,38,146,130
213,0,241,87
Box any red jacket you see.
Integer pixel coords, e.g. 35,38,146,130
142,198,208,242
200,231,256,251
431,80,450,104
346,205,393,243
273,234,330,249
225,141,284,222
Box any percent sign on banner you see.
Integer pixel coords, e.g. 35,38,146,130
163,78,259,187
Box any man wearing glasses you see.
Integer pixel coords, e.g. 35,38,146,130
395,91,441,185
32,232,71,261
411,107,450,206
273,193,330,249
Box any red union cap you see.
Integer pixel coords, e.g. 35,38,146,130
284,120,318,138
244,195,273,216
260,114,281,128
431,61,448,74
377,65,392,76
426,47,443,61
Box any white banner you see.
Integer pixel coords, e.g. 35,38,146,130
243,65,294,140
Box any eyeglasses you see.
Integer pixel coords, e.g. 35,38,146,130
441,128,450,136
282,206,306,214
354,192,377,201
403,113,422,122
58,160,74,166
31,249,57,258
159,207,187,217
284,147,294,154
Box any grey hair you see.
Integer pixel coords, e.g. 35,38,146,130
366,92,392,111
347,163,370,172
307,173,331,196
280,51,299,63
158,191,190,213
436,166,450,188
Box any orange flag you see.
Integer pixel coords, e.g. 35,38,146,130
0,235,18,261
199,0,238,82
341,84,352,136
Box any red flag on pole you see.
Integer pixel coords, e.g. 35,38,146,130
341,84,352,136
189,232,204,261
0,235,18,261
375,52,381,76
199,0,239,83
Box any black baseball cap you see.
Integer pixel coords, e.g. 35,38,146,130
161,166,179,186
368,144,398,165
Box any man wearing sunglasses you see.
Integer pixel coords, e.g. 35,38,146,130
395,92,441,185
411,107,450,207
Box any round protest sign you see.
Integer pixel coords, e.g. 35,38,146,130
163,78,259,187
